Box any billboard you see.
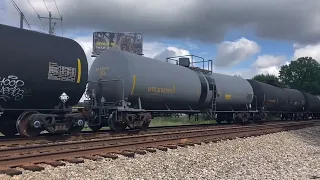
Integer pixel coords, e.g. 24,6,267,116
92,31,143,55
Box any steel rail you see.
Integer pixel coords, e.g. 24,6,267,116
0,120,317,176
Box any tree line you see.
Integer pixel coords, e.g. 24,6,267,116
252,57,320,95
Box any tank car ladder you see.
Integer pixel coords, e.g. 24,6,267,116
207,85,217,119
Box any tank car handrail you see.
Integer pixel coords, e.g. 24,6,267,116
165,55,213,73
166,54,205,66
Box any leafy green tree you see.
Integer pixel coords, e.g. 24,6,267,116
252,73,283,87
252,73,279,83
279,56,320,94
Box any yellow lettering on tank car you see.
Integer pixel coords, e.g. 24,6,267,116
96,67,109,78
147,85,176,94
225,94,231,100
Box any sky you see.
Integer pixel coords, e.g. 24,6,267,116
2,0,320,101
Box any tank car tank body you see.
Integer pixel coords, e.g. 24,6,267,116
87,48,255,130
247,79,306,119
300,92,320,119
0,24,88,137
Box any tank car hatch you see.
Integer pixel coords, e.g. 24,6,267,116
178,58,190,67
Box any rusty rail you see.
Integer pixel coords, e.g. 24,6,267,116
0,123,238,148
0,120,303,148
0,120,318,176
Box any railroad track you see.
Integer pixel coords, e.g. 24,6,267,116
0,123,237,148
0,120,318,176
0,120,296,148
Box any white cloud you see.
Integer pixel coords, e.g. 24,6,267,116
215,54,289,79
142,42,167,58
256,66,282,76
240,42,320,78
252,55,289,77
252,55,286,69
293,43,320,61
154,47,190,64
213,37,260,67
214,68,255,79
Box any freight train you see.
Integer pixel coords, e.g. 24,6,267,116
0,24,319,137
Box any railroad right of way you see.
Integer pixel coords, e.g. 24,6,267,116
0,120,317,176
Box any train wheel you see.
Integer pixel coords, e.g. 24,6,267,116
67,112,85,135
140,112,152,131
108,111,127,132
140,121,150,130
260,112,267,123
226,115,233,124
16,111,42,137
68,124,84,135
89,125,103,132
216,114,223,124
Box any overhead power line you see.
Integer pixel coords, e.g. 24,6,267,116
11,0,64,36
53,0,63,36
26,0,47,32
53,0,61,17
42,0,49,13
10,0,32,30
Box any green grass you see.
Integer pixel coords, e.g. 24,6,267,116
81,116,215,131
150,116,215,127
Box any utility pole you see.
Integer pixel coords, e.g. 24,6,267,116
38,12,62,35
20,12,24,29
10,0,31,29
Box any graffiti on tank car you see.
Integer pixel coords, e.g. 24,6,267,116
0,75,25,101
148,85,176,94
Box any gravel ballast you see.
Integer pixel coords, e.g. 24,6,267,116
2,126,320,180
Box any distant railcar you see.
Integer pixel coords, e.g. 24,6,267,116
247,79,305,112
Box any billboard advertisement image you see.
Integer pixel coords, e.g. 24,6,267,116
92,31,143,55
